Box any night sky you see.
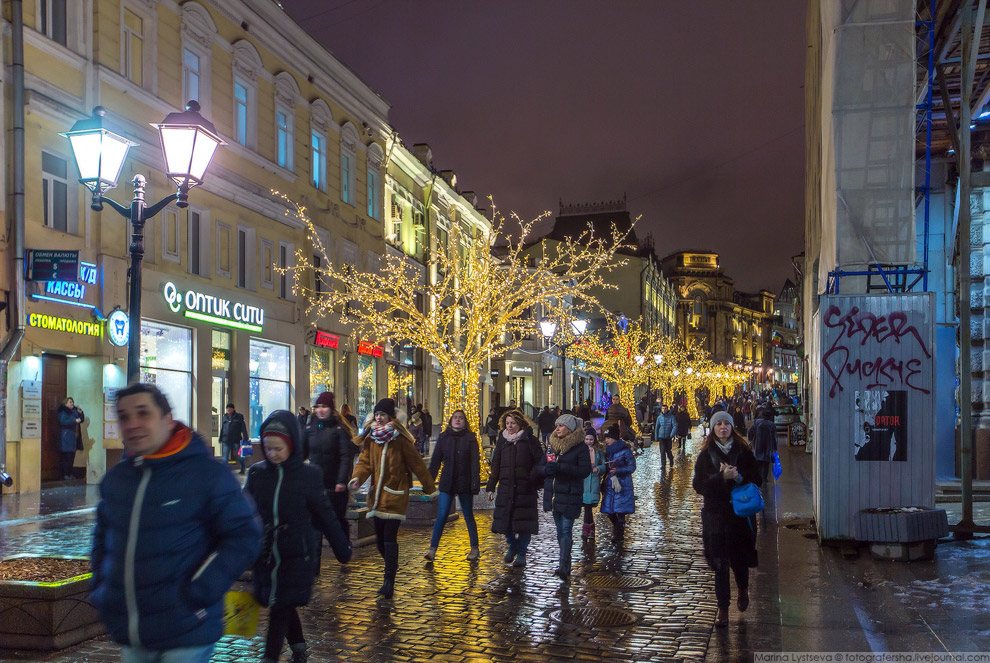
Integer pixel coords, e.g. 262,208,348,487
279,1,807,294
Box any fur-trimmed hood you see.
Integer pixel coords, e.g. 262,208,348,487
547,426,585,455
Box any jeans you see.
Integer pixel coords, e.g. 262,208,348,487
122,644,215,663
542,432,551,445
552,512,575,574
713,556,749,609
222,442,245,471
505,532,531,557
430,492,479,548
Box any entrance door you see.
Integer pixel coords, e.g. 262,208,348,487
41,354,68,482
211,375,228,453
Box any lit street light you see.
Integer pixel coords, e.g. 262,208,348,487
539,316,587,411
62,102,224,383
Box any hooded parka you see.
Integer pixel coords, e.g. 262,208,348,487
540,427,592,517
244,411,352,608
601,439,636,514
485,411,543,535
351,419,439,519
57,404,81,452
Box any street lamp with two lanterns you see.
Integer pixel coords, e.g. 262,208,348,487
61,102,225,383
539,316,588,412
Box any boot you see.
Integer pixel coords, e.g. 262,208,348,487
424,547,437,561
611,520,625,543
715,607,729,627
378,542,398,598
466,547,480,561
289,642,308,663
581,523,592,540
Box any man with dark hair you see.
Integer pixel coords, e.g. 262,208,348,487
219,402,249,474
747,408,778,486
537,406,556,445
91,384,260,663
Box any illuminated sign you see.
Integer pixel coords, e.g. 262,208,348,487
31,262,99,309
542,367,554,376
162,281,264,332
357,341,384,357
107,310,129,347
28,313,101,337
511,365,533,374
27,250,79,282
314,330,340,349
490,369,501,378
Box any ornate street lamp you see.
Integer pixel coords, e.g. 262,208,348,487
62,102,224,383
539,315,587,411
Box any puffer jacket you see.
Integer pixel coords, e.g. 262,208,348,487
302,414,355,488
485,419,543,535
352,420,438,519
540,428,592,518
90,424,261,649
582,447,606,505
245,411,351,608
601,439,636,514
57,405,80,452
429,427,481,495
675,410,691,437
654,411,676,439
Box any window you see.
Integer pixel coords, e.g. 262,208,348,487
278,241,294,300
40,0,67,45
313,254,323,295
140,321,193,424
249,340,292,440
162,207,180,263
234,81,249,146
340,153,352,204
260,238,274,290
357,354,376,424
41,151,71,232
276,108,292,169
216,221,231,278
367,168,380,219
122,7,144,86
187,209,209,277
182,48,200,104
311,130,327,191
237,226,256,289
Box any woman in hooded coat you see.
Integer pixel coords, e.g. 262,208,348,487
349,398,438,599
56,397,83,480
425,409,481,561
600,424,636,543
539,414,592,582
485,409,543,568
245,410,352,663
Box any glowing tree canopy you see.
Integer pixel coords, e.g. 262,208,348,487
284,198,630,474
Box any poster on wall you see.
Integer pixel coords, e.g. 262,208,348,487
104,422,119,439
22,420,40,438
854,390,907,461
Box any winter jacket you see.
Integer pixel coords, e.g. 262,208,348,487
605,403,634,429
537,410,556,434
90,424,261,650
484,415,500,438
303,414,355,488
352,421,438,520
582,447,607,505
245,411,351,608
601,439,636,514
429,427,481,495
675,410,691,437
747,417,778,461
732,409,746,431
539,428,592,518
654,411,676,440
57,405,81,453
692,440,761,568
218,412,248,446
485,427,543,535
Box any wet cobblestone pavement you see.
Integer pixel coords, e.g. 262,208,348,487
0,439,717,663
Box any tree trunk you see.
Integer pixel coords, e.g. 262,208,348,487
441,364,489,478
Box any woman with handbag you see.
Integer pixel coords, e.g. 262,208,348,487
692,410,762,628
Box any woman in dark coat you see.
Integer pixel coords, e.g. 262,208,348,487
485,409,542,568
692,410,761,628
302,391,355,539
245,410,352,663
600,425,636,543
56,397,83,480
674,405,691,455
539,414,591,582
425,409,481,561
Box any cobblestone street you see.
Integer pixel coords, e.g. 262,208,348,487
0,440,718,663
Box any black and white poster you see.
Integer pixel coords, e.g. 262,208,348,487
854,389,907,461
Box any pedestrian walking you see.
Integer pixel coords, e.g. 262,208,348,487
675,405,691,455
654,404,676,470
302,391,355,540
56,397,84,480
600,424,636,543
339,403,358,432
747,408,778,485
604,394,634,430
692,410,761,627
484,407,500,448
580,430,606,541
425,409,481,561
408,410,425,455
218,403,249,474
246,410,352,663
296,406,310,431
732,405,747,435
420,406,434,455
537,406,556,446
485,409,543,568
90,384,260,663
539,414,592,582
349,398,438,598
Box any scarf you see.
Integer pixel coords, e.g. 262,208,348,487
370,424,399,445
715,439,733,456
502,429,524,444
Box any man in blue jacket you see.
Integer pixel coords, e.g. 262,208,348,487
90,383,261,663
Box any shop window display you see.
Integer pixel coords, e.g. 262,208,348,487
249,339,291,439
357,354,375,424
140,321,192,423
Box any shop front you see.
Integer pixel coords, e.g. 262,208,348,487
356,340,384,423
387,342,417,416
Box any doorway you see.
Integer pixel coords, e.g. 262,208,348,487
41,354,68,482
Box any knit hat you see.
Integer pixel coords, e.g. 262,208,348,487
555,414,582,432
710,410,734,429
603,424,621,441
260,411,296,454
373,398,397,419
314,391,335,409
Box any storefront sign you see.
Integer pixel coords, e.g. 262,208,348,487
27,250,79,282
162,281,264,332
490,369,501,377
511,365,533,374
315,330,340,349
28,313,101,337
357,340,384,357
22,381,42,399
107,310,130,347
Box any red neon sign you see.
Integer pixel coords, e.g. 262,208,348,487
314,330,339,349
358,341,384,357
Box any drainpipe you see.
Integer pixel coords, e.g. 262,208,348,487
0,0,27,490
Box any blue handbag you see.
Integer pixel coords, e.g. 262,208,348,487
731,482,764,517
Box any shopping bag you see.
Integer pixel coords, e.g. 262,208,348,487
223,590,260,637
772,452,782,480
239,441,253,458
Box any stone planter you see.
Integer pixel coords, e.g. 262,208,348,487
0,555,104,650
854,507,949,561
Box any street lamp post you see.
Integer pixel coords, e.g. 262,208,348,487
62,102,224,384
539,317,588,412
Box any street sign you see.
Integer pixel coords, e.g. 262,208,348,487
27,250,79,282
542,367,553,376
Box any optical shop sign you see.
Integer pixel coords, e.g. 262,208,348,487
162,282,265,332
